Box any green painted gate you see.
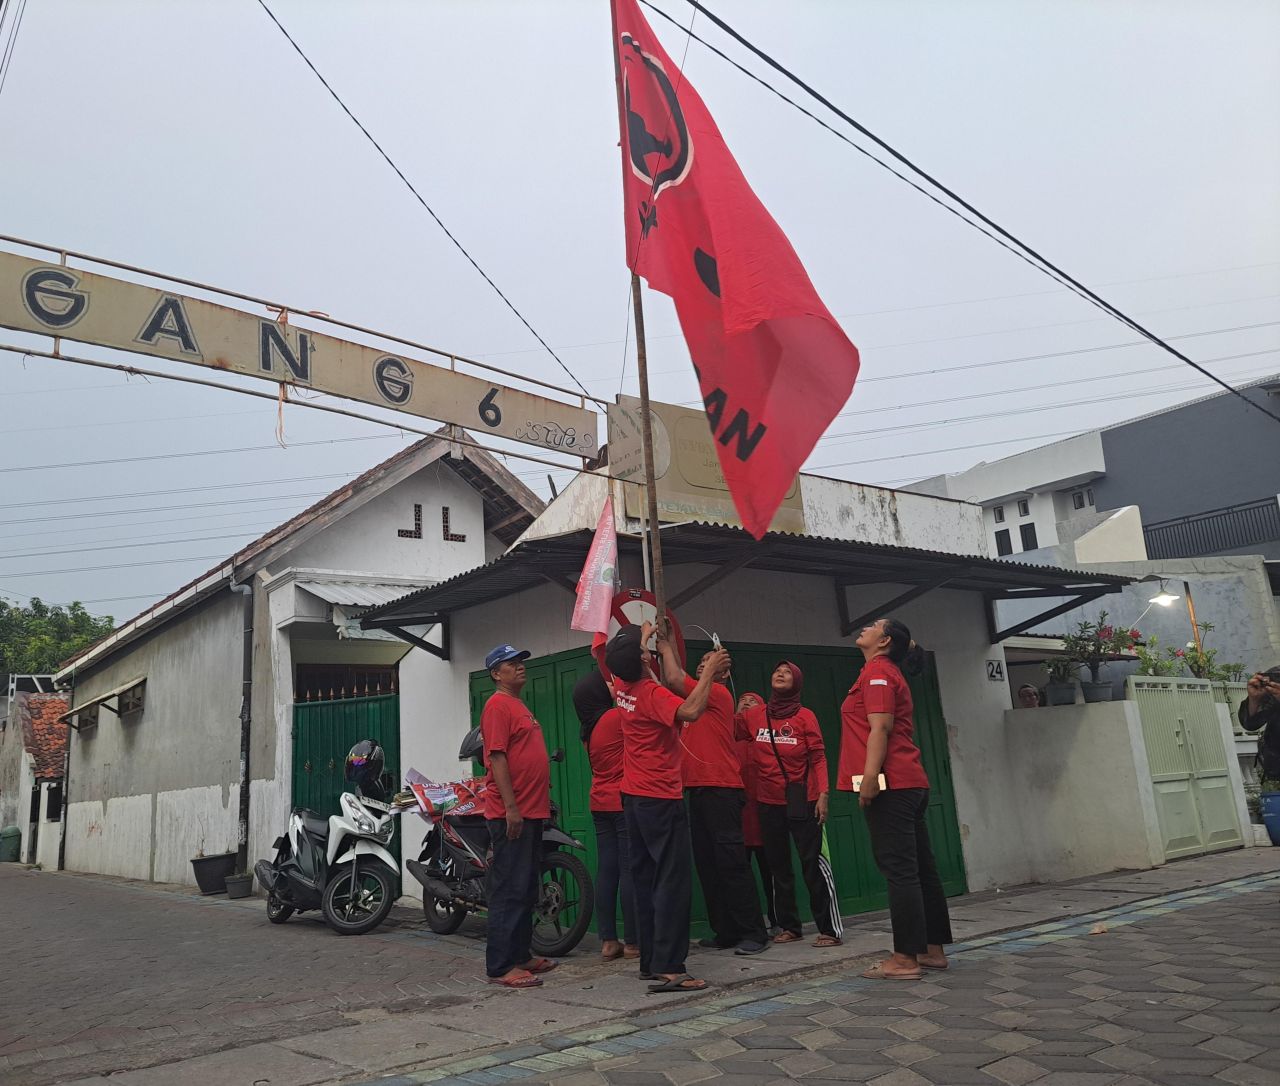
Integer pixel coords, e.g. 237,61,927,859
468,641,966,932
292,693,402,878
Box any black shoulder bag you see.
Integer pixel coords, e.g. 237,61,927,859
766,709,811,821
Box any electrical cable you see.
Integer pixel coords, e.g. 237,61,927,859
254,0,592,399
0,0,29,102
0,553,232,579
0,525,285,562
649,0,1280,426
4,473,361,511
3,492,329,528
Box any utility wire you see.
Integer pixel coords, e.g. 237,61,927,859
255,0,591,399
0,0,30,102
650,0,1280,427
5,473,358,510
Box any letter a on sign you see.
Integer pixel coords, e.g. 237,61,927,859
610,0,861,538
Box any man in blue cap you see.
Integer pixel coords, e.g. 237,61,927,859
480,644,554,988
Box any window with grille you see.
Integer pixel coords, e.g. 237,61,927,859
1072,491,1085,510
1017,499,1030,517
77,704,99,731
119,681,146,723
993,506,1005,523
46,782,63,822
995,529,1013,556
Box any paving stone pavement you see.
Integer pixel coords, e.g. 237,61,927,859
395,873,1280,1086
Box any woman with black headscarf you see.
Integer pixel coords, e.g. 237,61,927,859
573,670,638,962
736,661,841,947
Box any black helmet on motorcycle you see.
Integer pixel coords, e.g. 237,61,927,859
458,725,483,763
344,739,385,794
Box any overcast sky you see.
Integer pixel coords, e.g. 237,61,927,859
1,0,1277,621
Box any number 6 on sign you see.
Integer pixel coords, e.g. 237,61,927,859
479,388,502,427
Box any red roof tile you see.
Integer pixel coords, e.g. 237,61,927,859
22,694,69,779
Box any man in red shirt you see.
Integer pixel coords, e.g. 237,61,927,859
480,644,554,989
606,622,728,993
657,646,769,955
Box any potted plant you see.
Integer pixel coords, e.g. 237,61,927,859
191,847,237,894
1045,658,1077,706
1134,634,1178,677
1061,612,1139,703
1260,778,1280,847
225,869,254,899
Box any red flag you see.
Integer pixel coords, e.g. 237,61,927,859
610,0,860,538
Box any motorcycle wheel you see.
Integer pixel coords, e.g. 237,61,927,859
321,861,396,936
531,851,594,958
422,894,468,934
266,894,294,924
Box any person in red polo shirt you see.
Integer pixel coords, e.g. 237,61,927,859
607,622,728,994
480,644,555,989
839,617,954,980
655,648,769,955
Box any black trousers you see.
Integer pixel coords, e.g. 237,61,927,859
758,802,842,938
687,786,767,945
863,788,953,955
592,810,637,945
624,794,692,975
748,845,778,930
485,819,543,977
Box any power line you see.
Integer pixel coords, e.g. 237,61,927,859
2,492,328,529
5,473,357,511
254,0,591,399
0,553,230,579
0,430,403,475
0,0,30,102
652,0,1280,427
0,525,282,562
0,506,313,545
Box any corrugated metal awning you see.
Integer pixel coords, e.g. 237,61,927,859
296,580,431,609
360,523,1133,631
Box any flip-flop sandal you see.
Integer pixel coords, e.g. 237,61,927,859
812,935,843,947
523,958,558,974
861,962,923,981
772,931,802,943
488,970,543,989
647,973,709,994
919,960,949,971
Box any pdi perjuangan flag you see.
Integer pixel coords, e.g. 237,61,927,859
611,0,861,538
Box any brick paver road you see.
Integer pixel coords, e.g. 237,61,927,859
501,878,1279,1086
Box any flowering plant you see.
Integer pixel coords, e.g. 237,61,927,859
1133,633,1178,676
1060,611,1139,682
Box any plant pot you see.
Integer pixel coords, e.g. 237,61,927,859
1080,680,1113,703
191,852,236,895
1045,682,1076,706
225,873,254,899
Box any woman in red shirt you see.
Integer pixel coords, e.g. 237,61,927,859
839,617,953,980
574,671,638,963
737,662,842,947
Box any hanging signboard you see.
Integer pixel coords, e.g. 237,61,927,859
607,395,805,533
0,250,597,457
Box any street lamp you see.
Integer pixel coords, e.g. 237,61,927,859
1136,575,1202,653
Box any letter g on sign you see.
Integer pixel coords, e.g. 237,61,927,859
373,356,413,405
23,268,88,329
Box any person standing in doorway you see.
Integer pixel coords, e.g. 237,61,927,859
480,644,556,989
608,622,728,994
738,663,842,947
573,670,639,963
840,618,953,980
655,648,769,955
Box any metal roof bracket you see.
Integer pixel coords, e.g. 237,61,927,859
384,621,450,661
984,585,1119,644
836,570,966,637
668,547,761,610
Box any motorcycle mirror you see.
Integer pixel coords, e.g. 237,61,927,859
550,747,565,763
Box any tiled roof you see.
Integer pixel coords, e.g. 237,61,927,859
22,693,69,780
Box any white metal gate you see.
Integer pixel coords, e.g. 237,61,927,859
1127,676,1243,859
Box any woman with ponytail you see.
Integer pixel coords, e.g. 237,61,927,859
573,670,638,963
839,618,953,980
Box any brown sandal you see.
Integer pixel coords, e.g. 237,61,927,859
861,961,923,981
772,930,802,943
812,935,842,948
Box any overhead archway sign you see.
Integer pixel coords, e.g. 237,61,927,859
0,249,597,457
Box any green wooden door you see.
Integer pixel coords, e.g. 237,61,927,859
292,693,402,877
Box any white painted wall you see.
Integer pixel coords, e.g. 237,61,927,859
1002,701,1164,882
1073,507,1148,564
34,783,62,870
918,431,1105,506
15,750,34,863
65,793,154,880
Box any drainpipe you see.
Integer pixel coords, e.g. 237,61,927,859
57,668,75,872
230,580,254,873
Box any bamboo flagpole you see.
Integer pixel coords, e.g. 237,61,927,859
630,272,668,637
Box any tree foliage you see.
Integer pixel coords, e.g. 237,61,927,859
0,597,115,676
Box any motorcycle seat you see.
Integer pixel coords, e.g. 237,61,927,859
293,808,330,839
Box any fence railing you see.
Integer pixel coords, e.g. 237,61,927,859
1143,497,1280,559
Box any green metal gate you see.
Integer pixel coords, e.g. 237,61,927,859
1127,676,1243,859
292,693,402,877
469,641,966,931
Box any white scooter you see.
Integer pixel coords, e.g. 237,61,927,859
255,739,403,935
